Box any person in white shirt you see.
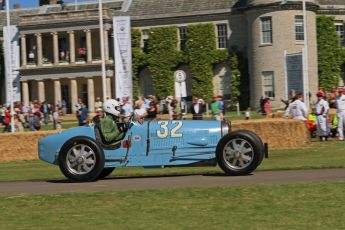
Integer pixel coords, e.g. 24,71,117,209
134,100,147,123
121,96,133,121
284,93,308,121
336,88,345,141
314,92,330,141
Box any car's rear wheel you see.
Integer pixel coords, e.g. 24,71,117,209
216,130,264,176
59,137,105,182
97,167,115,180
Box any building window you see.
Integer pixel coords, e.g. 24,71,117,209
179,27,187,51
295,15,304,41
260,17,272,44
141,29,149,52
217,24,228,49
262,71,275,98
335,22,345,47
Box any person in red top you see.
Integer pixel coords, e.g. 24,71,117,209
2,107,11,132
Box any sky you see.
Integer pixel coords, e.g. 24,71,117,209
9,0,96,9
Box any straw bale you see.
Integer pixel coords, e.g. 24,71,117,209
232,119,310,148
0,131,58,162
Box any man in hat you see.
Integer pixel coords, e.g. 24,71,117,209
336,87,345,140
314,92,330,141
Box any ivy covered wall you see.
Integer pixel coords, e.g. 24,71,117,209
131,23,246,104
317,16,344,90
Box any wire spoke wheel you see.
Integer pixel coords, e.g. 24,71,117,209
216,130,264,176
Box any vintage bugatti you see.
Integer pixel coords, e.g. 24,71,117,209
38,118,267,182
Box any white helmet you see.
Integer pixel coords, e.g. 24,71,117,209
103,99,121,117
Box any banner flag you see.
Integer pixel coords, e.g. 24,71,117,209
3,25,21,105
113,16,132,101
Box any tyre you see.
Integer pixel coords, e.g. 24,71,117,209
216,130,264,176
97,167,115,180
58,137,105,182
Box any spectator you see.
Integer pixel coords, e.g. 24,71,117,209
211,96,223,121
314,92,330,141
134,100,147,122
170,99,180,120
61,99,67,115
0,105,5,124
284,93,307,121
259,96,266,115
147,101,158,120
190,96,204,120
53,106,63,129
40,101,51,125
166,96,174,120
121,96,134,121
32,112,41,131
264,98,271,115
336,88,345,141
95,97,103,112
78,103,89,126
2,107,11,132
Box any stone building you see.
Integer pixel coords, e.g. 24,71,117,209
0,0,344,111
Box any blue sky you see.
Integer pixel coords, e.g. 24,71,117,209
10,0,95,9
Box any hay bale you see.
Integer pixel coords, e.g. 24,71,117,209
0,131,58,162
232,119,310,148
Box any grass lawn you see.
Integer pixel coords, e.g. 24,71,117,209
1,137,345,229
0,182,345,229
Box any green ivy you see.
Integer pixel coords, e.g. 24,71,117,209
185,24,228,101
146,27,180,99
131,29,147,98
317,16,343,90
130,24,245,104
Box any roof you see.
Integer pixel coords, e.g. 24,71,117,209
319,0,345,5
127,0,235,18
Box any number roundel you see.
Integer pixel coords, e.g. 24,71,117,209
156,121,183,138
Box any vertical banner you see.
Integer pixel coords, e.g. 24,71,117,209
3,25,20,105
113,16,132,101
286,52,303,96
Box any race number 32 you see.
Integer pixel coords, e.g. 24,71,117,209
156,121,183,138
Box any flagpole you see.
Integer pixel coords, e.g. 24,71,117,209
99,0,107,102
5,0,14,133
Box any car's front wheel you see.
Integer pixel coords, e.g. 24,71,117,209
216,130,264,176
58,137,105,182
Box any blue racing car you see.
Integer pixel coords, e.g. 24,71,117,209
38,118,267,182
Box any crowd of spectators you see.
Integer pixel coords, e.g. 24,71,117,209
283,86,345,141
0,94,228,132
0,100,63,132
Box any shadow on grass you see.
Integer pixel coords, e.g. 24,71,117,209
45,171,247,184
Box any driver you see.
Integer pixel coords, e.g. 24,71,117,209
100,99,126,146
